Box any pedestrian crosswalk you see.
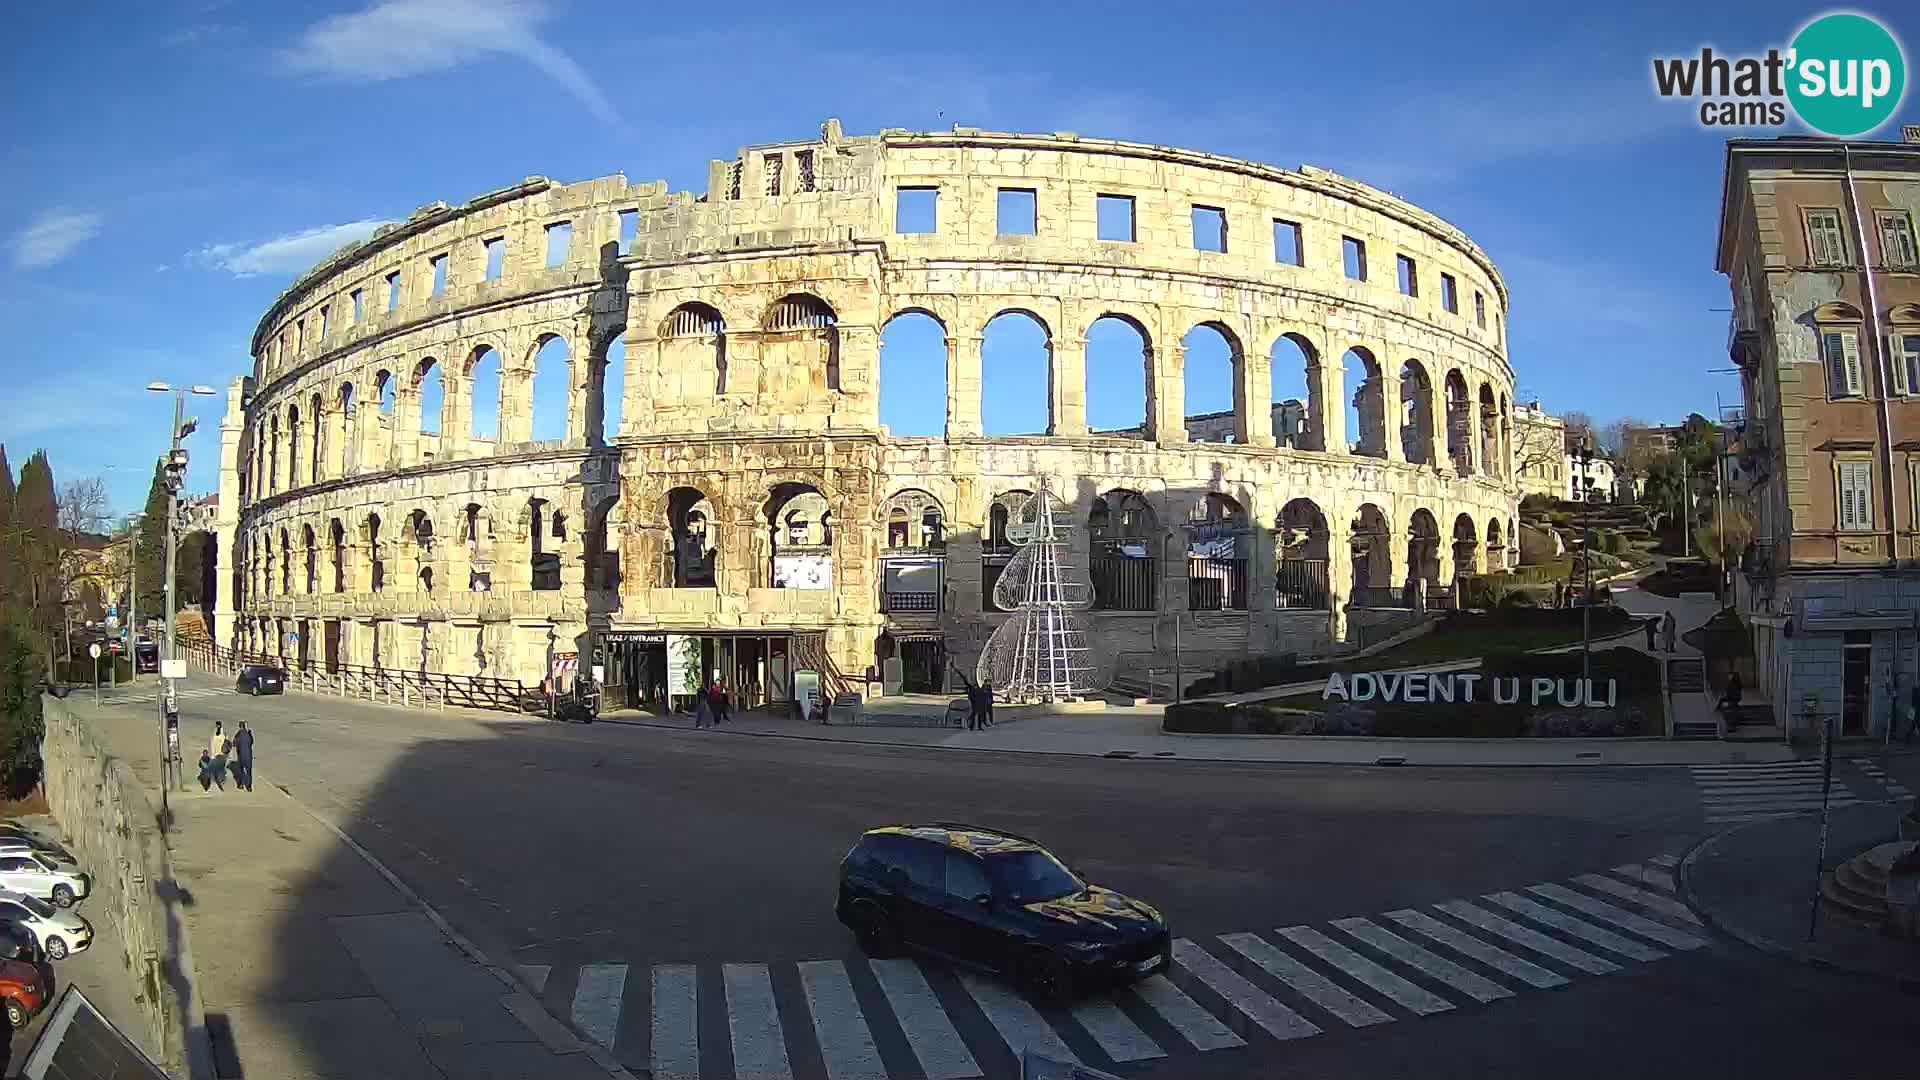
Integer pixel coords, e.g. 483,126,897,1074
1688,760,1864,824
1851,757,1913,803
95,686,234,708
521,857,1707,1078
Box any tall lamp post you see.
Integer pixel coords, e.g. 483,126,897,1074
1573,436,1595,685
147,381,217,805
124,512,144,689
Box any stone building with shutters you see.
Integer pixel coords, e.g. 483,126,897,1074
1719,133,1920,739
214,120,1518,710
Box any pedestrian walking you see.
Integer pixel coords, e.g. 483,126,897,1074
233,721,255,792
693,688,714,729
196,750,219,792
966,683,983,731
1643,616,1658,651
980,680,996,728
1662,612,1677,652
208,720,226,762
710,679,730,725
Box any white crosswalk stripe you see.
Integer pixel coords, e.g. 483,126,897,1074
1852,757,1914,798
1482,892,1666,962
571,963,627,1050
868,958,981,1080
799,961,888,1080
725,963,794,1080
1171,937,1321,1041
958,970,1080,1064
1436,900,1622,975
1330,917,1512,1004
1524,885,1707,951
533,855,1707,1077
1218,931,1392,1027
99,687,233,708
1575,872,1703,927
1275,925,1454,1016
1690,762,1865,823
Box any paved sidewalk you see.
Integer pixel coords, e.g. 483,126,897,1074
63,694,624,1080
1681,801,1920,986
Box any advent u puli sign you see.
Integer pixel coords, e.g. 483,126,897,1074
1324,671,1619,708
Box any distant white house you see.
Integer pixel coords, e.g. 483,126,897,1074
1567,453,1617,502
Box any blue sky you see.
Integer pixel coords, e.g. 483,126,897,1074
4,1,1916,514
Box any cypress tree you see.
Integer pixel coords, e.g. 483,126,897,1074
136,457,170,621
0,445,15,615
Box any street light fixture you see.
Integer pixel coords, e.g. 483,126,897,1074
1572,435,1595,687
145,381,218,806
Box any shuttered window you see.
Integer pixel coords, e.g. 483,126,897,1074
1823,328,1864,397
1807,208,1848,267
1879,211,1918,269
1898,332,1920,396
1837,460,1873,531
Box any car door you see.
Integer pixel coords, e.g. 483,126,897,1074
0,856,40,897
871,837,945,953
931,850,1005,971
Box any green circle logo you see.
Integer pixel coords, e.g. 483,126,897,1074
1787,13,1906,137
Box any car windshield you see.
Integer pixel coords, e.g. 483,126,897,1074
15,895,55,919
984,850,1084,904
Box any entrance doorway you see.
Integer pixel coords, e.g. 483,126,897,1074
599,632,667,714
1842,631,1871,736
901,639,946,693
323,620,341,674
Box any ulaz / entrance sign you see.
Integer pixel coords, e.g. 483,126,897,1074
1324,671,1619,708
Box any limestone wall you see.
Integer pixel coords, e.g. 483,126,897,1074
39,696,185,1073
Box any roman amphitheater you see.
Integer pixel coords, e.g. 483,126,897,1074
209,119,1519,711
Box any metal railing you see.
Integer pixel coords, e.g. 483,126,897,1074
881,591,940,613
1275,559,1330,610
1186,558,1249,611
181,640,548,715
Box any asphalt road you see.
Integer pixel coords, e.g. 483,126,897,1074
124,674,1916,1078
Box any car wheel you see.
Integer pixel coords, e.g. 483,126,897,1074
1023,949,1073,1003
44,936,66,961
4,997,24,1029
51,884,74,908
850,902,898,958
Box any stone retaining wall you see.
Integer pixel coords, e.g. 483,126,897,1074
39,695,188,1075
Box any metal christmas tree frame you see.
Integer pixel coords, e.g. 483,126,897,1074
976,485,1109,703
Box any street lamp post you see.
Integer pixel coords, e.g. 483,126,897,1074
124,513,143,691
147,382,216,806
1574,438,1595,686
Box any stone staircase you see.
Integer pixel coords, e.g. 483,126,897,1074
1820,841,1917,928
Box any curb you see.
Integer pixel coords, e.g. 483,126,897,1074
1677,820,1920,993
263,776,640,1079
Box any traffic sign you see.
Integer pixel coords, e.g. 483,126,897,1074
88,643,102,660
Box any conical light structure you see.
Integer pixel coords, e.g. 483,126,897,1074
976,486,1108,702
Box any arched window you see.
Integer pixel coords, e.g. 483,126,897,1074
763,294,840,393
1087,315,1151,438
1186,493,1248,609
529,335,571,443
1399,360,1435,465
416,357,443,437
1089,490,1158,611
878,311,947,437
882,489,945,550
586,496,622,591
766,483,832,588
1444,370,1472,475
1270,333,1320,450
529,497,560,591
309,392,324,483
286,405,302,487
468,345,502,447
661,304,727,399
665,487,717,588
593,331,626,444
329,519,347,592
302,524,317,594
1406,509,1441,600
366,514,384,593
1479,384,1500,478
1277,499,1330,610
1349,503,1393,606
982,311,1051,435
982,489,1034,610
1452,513,1480,579
1182,323,1243,443
1344,348,1386,458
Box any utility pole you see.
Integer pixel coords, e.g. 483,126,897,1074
148,381,215,806
124,520,138,690
1579,437,1594,687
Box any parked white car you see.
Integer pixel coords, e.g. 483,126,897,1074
0,891,90,960
0,850,89,908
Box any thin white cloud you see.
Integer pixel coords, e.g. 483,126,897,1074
12,210,104,269
280,0,621,128
189,219,390,277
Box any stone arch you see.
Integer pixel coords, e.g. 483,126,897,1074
1479,383,1500,479
1406,507,1441,596
1086,313,1153,439
268,413,281,493
286,403,302,488
308,392,325,483
415,356,443,436
301,522,318,594
1349,502,1393,601
466,343,503,446
981,489,1034,612
528,332,572,443
1452,512,1479,578
1277,497,1330,610
1089,488,1158,611
337,381,357,475
585,494,622,590
1499,393,1512,481
375,368,395,413
1486,515,1505,572
1344,347,1387,458
364,512,386,592
878,310,949,438
660,302,727,403
1186,491,1249,610
1270,332,1320,450
882,488,946,550
1398,359,1435,465
1444,369,1472,474
982,309,1052,436
764,481,833,589
328,517,347,593
665,486,718,588
1183,321,1245,443
762,293,840,394
591,328,626,444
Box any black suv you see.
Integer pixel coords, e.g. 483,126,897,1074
236,664,286,695
836,824,1169,1000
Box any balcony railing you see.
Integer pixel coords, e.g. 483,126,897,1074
1276,559,1330,610
882,591,940,613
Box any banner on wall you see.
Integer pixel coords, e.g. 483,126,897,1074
666,634,703,696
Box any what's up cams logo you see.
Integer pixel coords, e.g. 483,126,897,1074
1653,11,1906,136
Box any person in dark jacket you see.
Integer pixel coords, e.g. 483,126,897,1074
232,722,255,792
979,680,996,728
966,683,984,731
1643,616,1658,650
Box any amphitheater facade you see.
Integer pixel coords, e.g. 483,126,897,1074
210,119,1519,709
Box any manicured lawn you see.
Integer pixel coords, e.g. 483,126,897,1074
1358,621,1618,668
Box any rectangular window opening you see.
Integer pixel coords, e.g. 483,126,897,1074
319,306,330,339
896,187,937,234
1343,236,1368,281
796,150,816,193
1822,327,1864,397
1877,210,1918,270
764,154,784,197
1900,332,1920,395
1272,219,1302,265
1098,194,1136,242
998,188,1038,236
1396,254,1418,297
351,289,363,322
544,221,571,268
1474,290,1486,328
1807,208,1848,268
429,254,447,298
483,237,505,281
618,209,639,254
384,270,401,312
1191,205,1226,252
1440,273,1458,313
1838,460,1874,531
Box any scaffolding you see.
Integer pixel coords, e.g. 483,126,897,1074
976,486,1109,702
